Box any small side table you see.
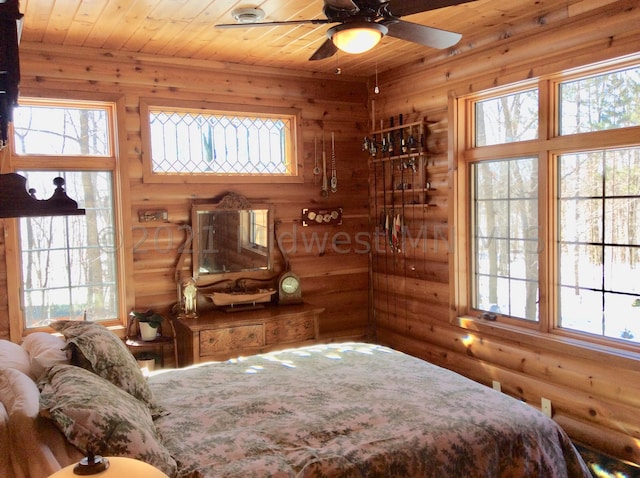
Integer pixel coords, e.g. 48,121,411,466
125,316,178,368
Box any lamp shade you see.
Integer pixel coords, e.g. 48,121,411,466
328,22,388,54
48,456,170,478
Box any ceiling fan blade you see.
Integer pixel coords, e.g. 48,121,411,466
216,19,330,29
324,0,358,11
309,39,338,61
388,0,477,17
385,20,461,49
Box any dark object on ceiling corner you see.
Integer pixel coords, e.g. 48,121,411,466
0,0,23,148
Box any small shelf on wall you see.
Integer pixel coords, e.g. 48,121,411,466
379,203,434,210
370,151,427,164
376,187,436,196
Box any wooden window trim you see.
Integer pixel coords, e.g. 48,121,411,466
5,94,131,340
139,98,303,184
450,59,640,362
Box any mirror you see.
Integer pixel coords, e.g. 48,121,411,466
191,193,273,279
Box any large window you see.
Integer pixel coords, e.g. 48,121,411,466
140,100,301,183
9,98,122,330
455,58,640,350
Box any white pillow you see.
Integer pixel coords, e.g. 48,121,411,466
21,332,69,380
0,367,81,477
0,339,34,380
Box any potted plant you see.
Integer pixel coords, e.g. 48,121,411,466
130,309,164,341
134,351,158,372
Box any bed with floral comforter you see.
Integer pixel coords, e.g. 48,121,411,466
148,342,590,478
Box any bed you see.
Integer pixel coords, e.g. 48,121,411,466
0,321,591,478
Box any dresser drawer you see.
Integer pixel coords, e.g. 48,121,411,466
175,303,324,365
199,324,264,356
265,315,315,344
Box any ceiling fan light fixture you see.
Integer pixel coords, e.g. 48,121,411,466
231,7,265,24
328,22,388,55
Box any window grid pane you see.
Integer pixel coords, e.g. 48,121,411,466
149,109,293,175
558,148,640,343
13,105,110,156
474,89,539,146
559,65,640,135
19,171,118,328
472,157,539,321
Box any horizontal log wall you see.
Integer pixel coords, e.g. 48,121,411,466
0,44,372,349
369,0,640,466
0,0,637,466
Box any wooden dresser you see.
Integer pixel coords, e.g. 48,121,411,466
173,303,324,366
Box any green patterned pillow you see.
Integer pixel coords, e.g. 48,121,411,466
39,364,177,477
50,321,158,413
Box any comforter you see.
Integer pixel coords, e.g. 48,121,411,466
149,342,590,478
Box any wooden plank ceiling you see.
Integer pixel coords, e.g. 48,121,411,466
19,0,605,78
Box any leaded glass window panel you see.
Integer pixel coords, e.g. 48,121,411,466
148,107,295,176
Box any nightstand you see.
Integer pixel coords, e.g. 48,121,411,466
125,315,178,368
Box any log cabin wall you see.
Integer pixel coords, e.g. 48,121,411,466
369,0,640,466
0,43,372,346
0,0,637,466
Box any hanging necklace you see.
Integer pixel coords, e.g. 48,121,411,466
313,134,321,183
321,131,329,198
330,132,337,193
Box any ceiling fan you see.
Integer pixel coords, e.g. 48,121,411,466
215,0,477,61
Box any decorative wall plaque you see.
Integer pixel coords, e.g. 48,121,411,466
301,207,342,226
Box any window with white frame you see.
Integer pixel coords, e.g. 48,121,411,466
455,60,640,349
9,99,121,329
141,100,300,182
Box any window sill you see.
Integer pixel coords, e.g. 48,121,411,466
141,173,304,184
21,323,126,344
452,315,640,370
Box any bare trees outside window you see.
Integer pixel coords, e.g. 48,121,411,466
11,100,119,329
458,59,640,347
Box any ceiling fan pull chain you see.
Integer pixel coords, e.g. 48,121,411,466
374,62,380,94
330,132,338,193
